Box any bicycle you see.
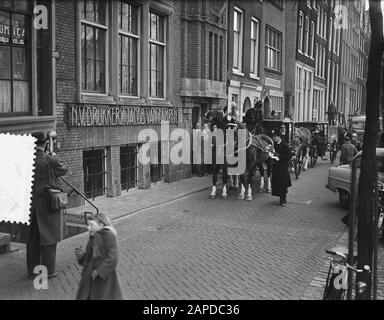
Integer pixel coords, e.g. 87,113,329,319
322,246,371,300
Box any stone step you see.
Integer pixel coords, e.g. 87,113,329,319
0,233,11,254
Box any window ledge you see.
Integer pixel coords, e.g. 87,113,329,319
232,69,245,77
250,74,260,80
265,67,283,76
148,98,172,107
80,93,116,105
118,96,147,106
0,115,55,125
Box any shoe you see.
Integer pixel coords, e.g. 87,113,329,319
48,272,58,279
281,202,287,207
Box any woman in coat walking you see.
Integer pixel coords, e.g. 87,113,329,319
75,213,123,300
270,131,292,207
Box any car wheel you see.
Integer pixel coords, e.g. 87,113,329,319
339,190,349,210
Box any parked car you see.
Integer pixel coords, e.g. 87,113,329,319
348,115,383,142
326,148,384,209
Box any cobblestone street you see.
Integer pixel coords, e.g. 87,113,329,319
0,160,366,299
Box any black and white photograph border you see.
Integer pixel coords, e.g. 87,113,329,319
0,0,383,304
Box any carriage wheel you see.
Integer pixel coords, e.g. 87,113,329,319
310,148,318,168
311,155,318,168
330,150,337,164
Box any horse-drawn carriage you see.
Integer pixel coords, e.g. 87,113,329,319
294,121,329,168
262,119,303,178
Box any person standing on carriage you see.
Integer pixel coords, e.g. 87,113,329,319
327,101,336,126
244,100,263,135
270,130,292,207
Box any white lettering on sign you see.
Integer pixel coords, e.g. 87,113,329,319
70,106,179,127
34,5,48,30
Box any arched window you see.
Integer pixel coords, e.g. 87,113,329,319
243,97,251,114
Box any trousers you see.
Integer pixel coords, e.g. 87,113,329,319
27,215,57,275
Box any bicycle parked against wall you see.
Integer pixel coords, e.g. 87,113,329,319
322,246,371,300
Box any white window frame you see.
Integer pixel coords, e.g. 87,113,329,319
310,21,315,59
233,6,244,75
323,13,327,39
304,16,309,56
265,25,282,72
315,43,319,76
118,2,140,98
322,47,325,79
298,11,304,53
149,11,167,99
316,5,320,35
333,18,337,54
79,1,109,96
250,17,260,79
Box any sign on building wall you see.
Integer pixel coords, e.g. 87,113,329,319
70,106,178,127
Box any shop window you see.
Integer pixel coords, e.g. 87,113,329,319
83,149,107,199
149,11,166,98
80,0,107,93
120,145,138,191
150,141,164,183
0,0,32,115
118,1,139,96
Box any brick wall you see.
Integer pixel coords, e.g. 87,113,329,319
54,0,191,207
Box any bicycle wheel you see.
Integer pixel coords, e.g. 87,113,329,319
324,274,346,300
330,149,337,164
294,147,302,179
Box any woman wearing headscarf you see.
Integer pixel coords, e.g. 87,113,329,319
75,213,123,300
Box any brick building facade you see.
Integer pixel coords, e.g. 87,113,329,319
227,0,286,121
55,0,191,207
338,0,368,120
180,0,227,126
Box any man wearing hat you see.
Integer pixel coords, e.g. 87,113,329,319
27,132,68,279
270,130,292,207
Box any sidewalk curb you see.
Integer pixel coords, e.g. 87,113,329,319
61,180,222,244
111,182,222,223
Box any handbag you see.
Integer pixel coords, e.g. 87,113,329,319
46,156,68,211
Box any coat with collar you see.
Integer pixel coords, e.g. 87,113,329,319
31,149,68,245
76,227,124,300
271,140,292,197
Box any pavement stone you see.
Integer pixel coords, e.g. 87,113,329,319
0,159,382,300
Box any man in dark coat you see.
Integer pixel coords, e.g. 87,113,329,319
27,132,68,279
271,131,292,207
